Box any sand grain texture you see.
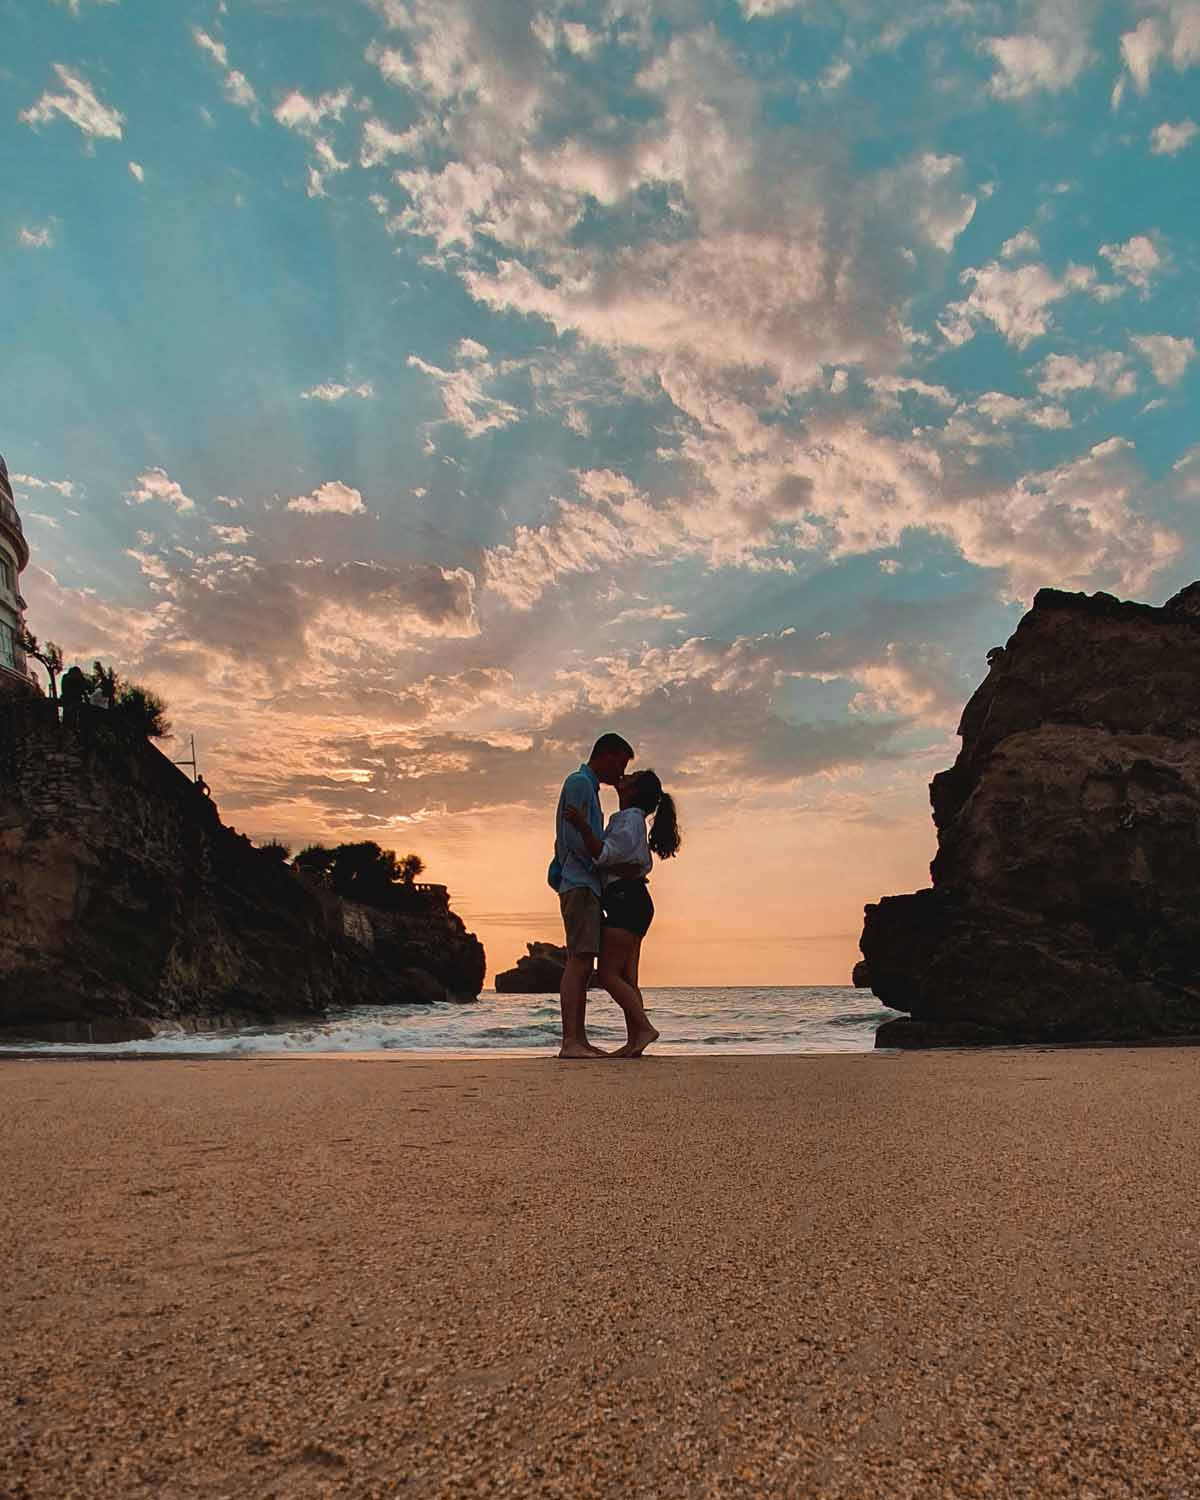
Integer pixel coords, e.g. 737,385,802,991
2,1051,1199,1498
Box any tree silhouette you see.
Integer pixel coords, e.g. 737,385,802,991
115,683,171,739
18,628,63,700
290,842,429,907
294,844,336,879
258,839,292,864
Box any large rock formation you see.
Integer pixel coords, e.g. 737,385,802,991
0,700,484,1041
495,942,573,994
495,941,604,993
862,584,1200,1048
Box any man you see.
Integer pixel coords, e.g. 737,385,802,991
548,733,634,1059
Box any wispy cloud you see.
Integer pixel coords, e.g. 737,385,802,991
1150,119,1198,155
192,27,258,114
126,468,195,513
301,381,374,403
19,64,123,139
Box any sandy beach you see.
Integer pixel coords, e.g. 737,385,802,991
3,1050,1200,1499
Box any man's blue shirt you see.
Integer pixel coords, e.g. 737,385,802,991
547,764,603,897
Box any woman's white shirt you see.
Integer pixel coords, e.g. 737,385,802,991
593,807,652,885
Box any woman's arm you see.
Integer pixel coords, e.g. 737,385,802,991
567,806,646,875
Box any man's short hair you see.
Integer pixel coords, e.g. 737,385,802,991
590,733,634,762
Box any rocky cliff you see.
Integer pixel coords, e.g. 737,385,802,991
862,583,1200,1048
495,941,603,993
0,701,484,1041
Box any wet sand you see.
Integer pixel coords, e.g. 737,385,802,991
3,1049,1199,1499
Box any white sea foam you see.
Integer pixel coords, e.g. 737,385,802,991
0,988,899,1056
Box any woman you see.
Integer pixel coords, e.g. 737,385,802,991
564,769,681,1057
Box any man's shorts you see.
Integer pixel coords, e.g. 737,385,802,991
560,888,603,958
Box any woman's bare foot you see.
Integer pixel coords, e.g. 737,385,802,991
612,1022,659,1058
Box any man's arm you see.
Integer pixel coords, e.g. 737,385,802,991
559,778,596,862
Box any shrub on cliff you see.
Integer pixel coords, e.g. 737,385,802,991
292,841,428,909
114,683,171,740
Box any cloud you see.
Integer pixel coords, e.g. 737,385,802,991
483,469,678,610
150,554,480,669
1000,228,1040,258
407,353,522,438
285,480,367,515
1150,118,1198,154
273,87,352,195
1132,333,1196,386
367,0,548,130
360,116,420,168
22,563,158,668
192,27,259,114
972,391,1071,428
985,0,1098,100
126,468,195,513
301,381,375,402
19,225,55,249
876,152,977,253
1099,233,1164,294
939,260,1093,348
1035,351,1137,398
951,437,1179,601
1119,6,1200,95
612,603,689,626
11,472,77,498
274,87,352,132
128,160,145,182
19,64,124,140
210,524,253,546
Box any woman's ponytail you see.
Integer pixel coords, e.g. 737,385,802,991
648,791,681,859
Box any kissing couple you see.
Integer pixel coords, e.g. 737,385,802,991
547,733,682,1059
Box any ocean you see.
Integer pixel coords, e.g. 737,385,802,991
0,987,899,1056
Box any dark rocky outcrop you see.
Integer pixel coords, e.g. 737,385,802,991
863,583,1200,1048
495,941,604,993
495,942,573,993
0,701,484,1041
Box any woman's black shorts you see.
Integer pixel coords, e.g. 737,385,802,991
603,878,655,938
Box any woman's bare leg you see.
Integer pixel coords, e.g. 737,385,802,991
598,928,658,1057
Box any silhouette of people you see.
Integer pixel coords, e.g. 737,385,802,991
59,665,90,722
195,775,212,800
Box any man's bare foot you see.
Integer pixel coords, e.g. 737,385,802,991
558,1041,607,1059
612,1023,659,1058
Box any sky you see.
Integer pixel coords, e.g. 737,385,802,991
4,0,1200,986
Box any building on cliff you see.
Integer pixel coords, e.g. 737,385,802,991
0,455,33,695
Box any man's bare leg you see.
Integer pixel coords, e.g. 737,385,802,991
558,954,607,1058
596,930,658,1058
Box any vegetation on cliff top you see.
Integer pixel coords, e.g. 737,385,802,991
293,841,428,909
19,634,171,740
